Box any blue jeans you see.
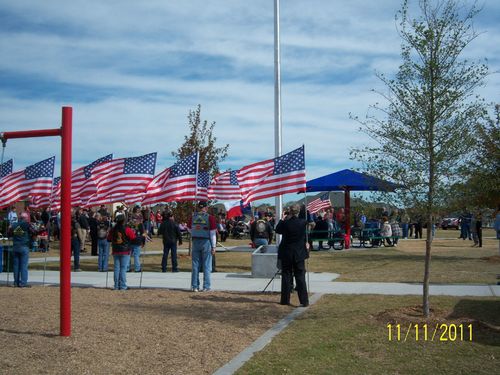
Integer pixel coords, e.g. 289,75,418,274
113,254,130,290
0,245,3,273
162,241,178,272
128,245,141,272
401,223,409,238
254,238,269,247
13,246,29,286
191,239,212,290
71,237,80,270
461,223,470,239
98,239,110,271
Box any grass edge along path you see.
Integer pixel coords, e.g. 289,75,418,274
236,294,500,375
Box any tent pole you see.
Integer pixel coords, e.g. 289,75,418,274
344,188,351,249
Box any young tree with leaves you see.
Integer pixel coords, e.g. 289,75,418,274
351,0,489,316
171,104,229,223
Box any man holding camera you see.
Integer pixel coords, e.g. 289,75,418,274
275,204,309,307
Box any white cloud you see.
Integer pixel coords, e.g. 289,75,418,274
0,0,498,196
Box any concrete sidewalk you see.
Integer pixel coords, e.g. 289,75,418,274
1,269,498,297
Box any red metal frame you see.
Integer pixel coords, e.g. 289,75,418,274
1,107,72,336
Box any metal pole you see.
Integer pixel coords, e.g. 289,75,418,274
60,106,72,336
1,110,72,336
274,0,283,241
344,188,351,249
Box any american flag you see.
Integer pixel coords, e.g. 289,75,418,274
142,153,198,205
207,170,242,201
0,159,13,178
196,171,210,201
30,177,61,209
87,153,157,206
72,154,113,207
306,192,331,214
237,146,306,205
0,156,55,209
43,154,114,209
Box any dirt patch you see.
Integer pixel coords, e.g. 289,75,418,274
482,255,500,263
0,286,295,375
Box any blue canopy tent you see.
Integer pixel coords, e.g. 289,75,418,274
306,169,400,248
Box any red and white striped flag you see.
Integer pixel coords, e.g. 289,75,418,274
142,153,198,205
34,154,113,209
306,192,331,214
207,170,242,201
87,153,157,206
30,176,61,209
237,146,306,205
0,156,55,209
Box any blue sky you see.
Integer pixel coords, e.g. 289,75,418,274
0,0,499,202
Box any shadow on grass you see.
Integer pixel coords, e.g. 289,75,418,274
448,299,500,347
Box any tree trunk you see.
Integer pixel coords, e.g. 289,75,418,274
423,213,433,317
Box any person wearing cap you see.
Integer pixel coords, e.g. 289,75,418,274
108,215,136,290
275,204,310,307
188,201,217,292
8,212,34,287
158,210,182,272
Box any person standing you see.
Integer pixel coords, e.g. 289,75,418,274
88,210,99,256
128,215,146,272
188,201,217,292
77,208,90,253
158,211,182,272
475,212,483,248
96,214,110,272
400,210,410,239
7,206,18,226
109,215,136,290
275,204,309,307
71,213,81,272
8,212,33,287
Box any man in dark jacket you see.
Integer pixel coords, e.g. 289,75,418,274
158,211,182,272
275,204,309,307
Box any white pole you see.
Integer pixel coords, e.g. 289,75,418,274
274,0,283,242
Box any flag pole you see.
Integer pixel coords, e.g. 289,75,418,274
303,192,310,295
274,0,283,243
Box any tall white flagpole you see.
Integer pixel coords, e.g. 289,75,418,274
274,0,283,241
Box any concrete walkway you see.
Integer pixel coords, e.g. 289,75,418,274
1,268,498,297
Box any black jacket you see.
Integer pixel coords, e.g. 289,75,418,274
158,219,182,245
275,216,308,263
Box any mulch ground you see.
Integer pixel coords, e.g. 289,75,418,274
0,286,296,375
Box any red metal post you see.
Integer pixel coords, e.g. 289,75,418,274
1,107,73,337
344,188,351,249
60,107,72,336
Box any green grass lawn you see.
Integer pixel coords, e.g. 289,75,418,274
236,295,500,375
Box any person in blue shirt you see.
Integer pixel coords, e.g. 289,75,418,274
8,212,34,287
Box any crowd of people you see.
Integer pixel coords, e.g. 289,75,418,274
1,202,498,295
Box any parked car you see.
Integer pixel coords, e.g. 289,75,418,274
440,217,459,230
